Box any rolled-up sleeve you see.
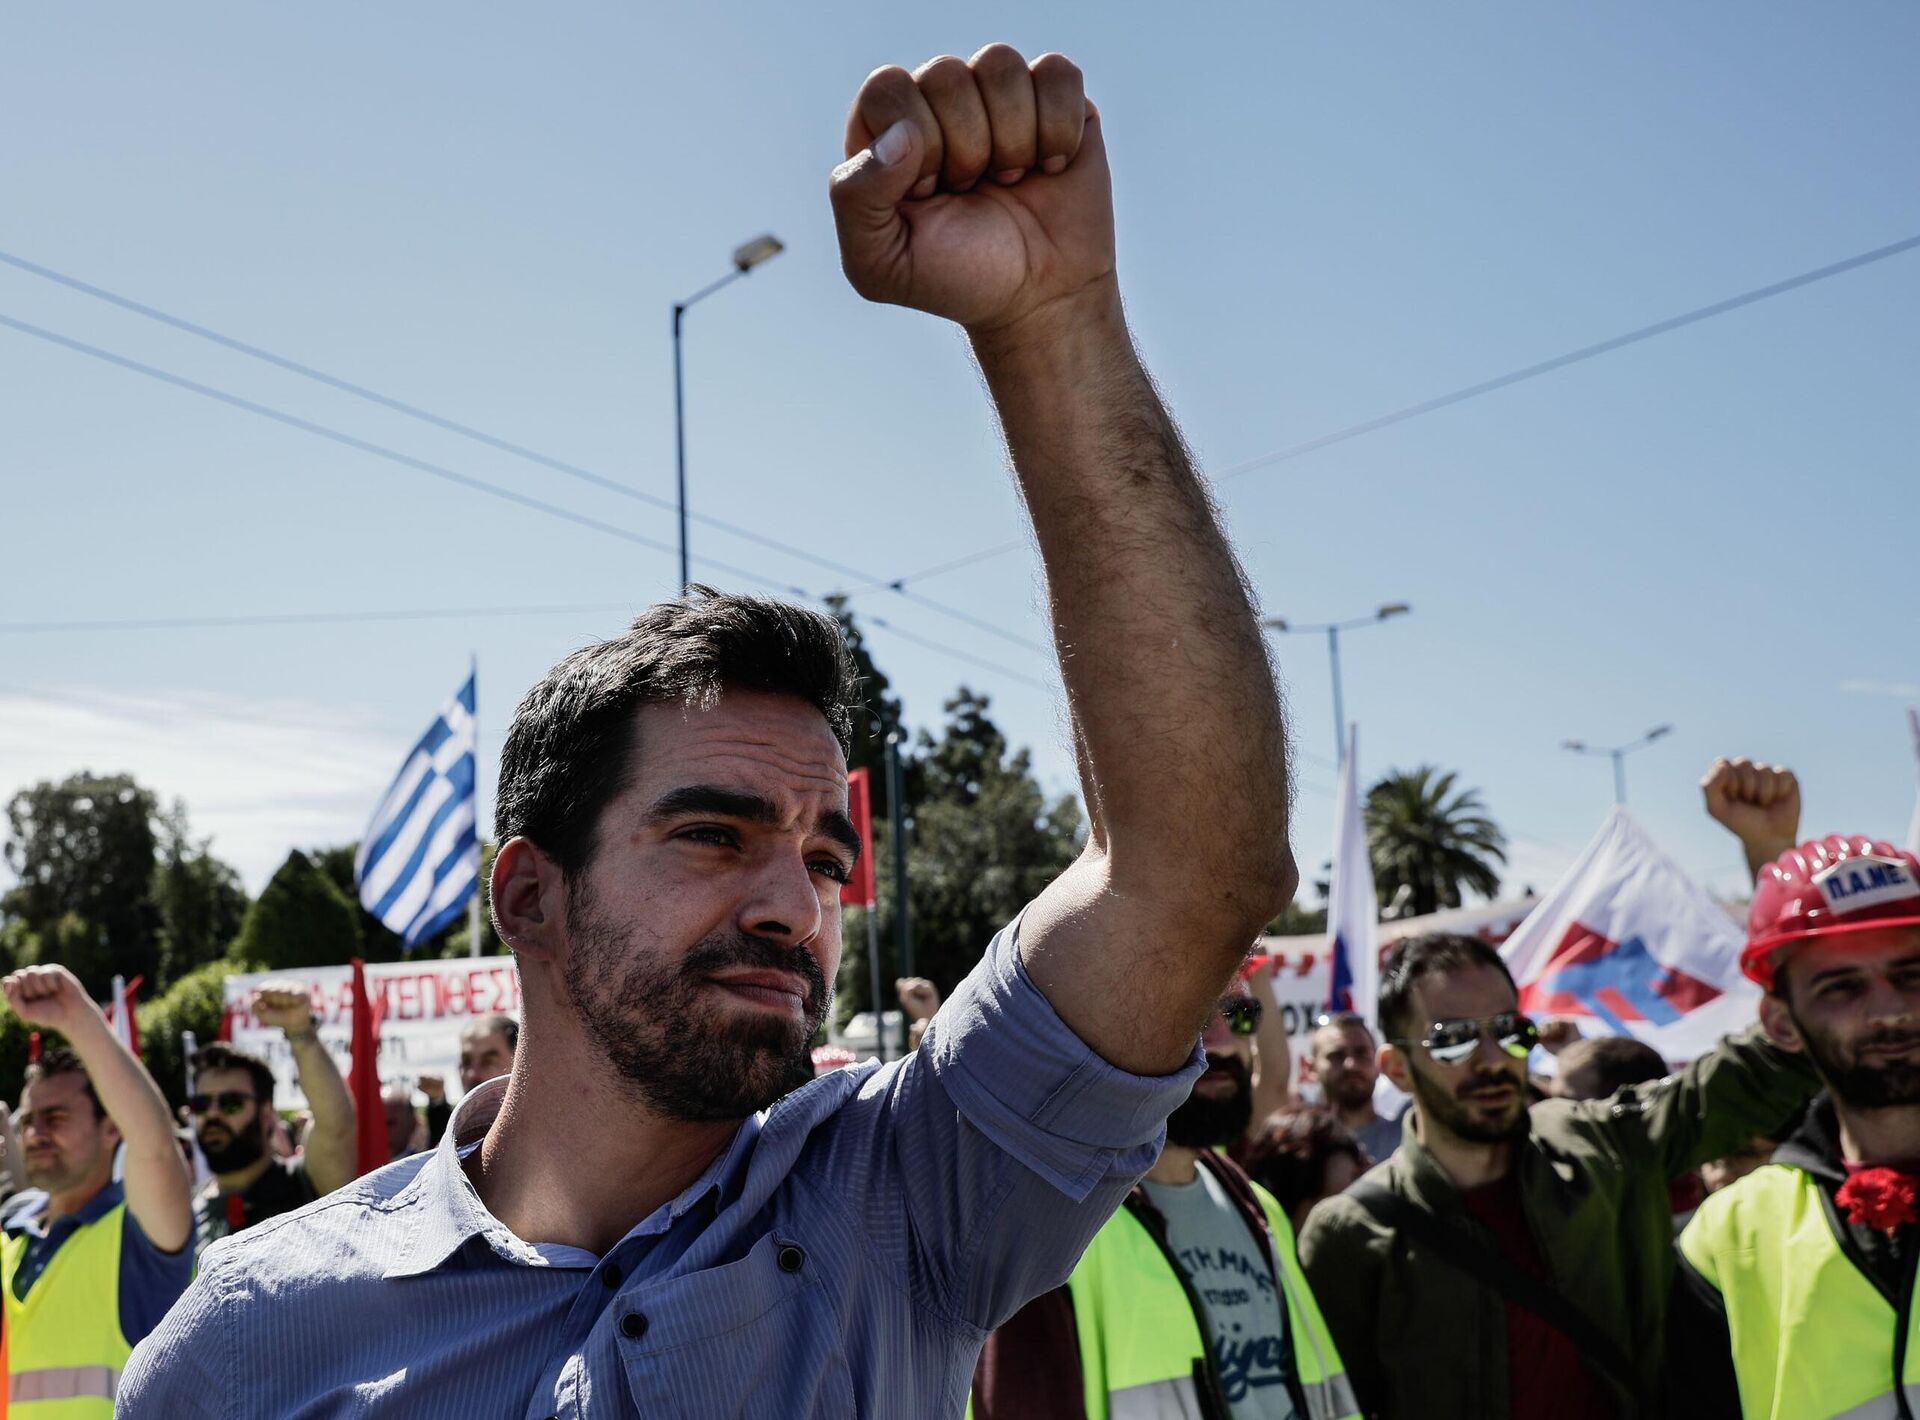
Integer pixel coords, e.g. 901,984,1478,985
863,917,1203,1329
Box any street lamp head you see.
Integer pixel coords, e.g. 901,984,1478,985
1645,724,1673,743
1561,739,1587,752
1376,602,1411,620
732,234,785,272
1261,616,1290,633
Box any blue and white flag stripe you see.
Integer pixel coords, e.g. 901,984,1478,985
356,673,479,949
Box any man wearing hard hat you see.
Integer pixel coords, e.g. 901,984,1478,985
1679,835,1920,1419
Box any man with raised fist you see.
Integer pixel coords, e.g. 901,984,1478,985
121,47,1294,1418
1,965,193,1417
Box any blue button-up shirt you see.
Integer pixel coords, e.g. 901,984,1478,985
118,920,1201,1417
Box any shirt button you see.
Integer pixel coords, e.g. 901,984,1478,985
620,1311,648,1340
602,1264,622,1289
777,1244,806,1274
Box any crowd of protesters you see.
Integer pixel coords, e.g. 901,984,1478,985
1,40,1914,1420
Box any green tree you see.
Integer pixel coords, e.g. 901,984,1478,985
836,689,1082,1026
232,850,363,970
1364,765,1507,917
1,773,160,998
151,801,250,988
310,844,410,961
827,595,905,821
134,958,239,1109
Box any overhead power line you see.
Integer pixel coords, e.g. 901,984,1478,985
0,313,802,597
877,230,1920,588
0,603,641,635
0,249,1050,657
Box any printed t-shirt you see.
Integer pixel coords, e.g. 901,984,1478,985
1141,1166,1299,1420
1458,1171,1612,1420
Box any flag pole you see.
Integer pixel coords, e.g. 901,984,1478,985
468,652,482,958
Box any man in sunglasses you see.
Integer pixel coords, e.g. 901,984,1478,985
188,983,355,1250
1297,932,1816,1419
975,979,1355,1419
0,964,192,1417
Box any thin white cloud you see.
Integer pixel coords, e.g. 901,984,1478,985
0,685,401,891
1839,679,1920,699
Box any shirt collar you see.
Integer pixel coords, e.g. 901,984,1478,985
383,1076,758,1279
3,1181,124,1237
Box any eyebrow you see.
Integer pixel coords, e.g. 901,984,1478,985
648,784,863,863
1809,954,1920,988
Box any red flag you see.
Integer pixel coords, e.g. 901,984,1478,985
839,768,876,910
347,959,391,1176
26,1031,40,1064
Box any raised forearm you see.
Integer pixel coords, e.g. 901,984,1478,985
290,1034,357,1193
64,1008,192,1249
972,290,1293,923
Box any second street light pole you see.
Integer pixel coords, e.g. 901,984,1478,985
1562,724,1674,806
672,234,784,590
1263,604,1411,765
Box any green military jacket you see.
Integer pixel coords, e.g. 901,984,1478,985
1296,1026,1816,1419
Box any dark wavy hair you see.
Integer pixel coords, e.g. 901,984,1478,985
495,587,859,877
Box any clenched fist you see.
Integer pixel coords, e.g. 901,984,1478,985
253,984,316,1036
3,964,104,1036
830,45,1115,337
1702,757,1801,877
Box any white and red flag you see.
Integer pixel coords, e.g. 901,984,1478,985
1326,725,1380,1029
1500,807,1756,1064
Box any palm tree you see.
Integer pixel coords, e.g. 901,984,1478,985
1364,766,1507,918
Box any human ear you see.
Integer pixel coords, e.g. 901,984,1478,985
1758,992,1805,1054
491,837,566,961
1378,1041,1413,1092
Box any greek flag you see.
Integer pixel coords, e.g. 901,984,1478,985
356,672,479,948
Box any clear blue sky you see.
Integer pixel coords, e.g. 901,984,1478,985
3,2,1916,899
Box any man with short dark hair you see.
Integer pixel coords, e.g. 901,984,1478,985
1306,1013,1401,1164
975,981,1355,1419
426,1014,520,1146
190,983,356,1249
121,45,1297,1418
1,965,193,1415
1298,923,1816,1419
1548,1034,1670,1103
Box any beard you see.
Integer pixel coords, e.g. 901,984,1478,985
1321,1070,1375,1113
1795,1015,1920,1109
564,881,831,1122
197,1121,266,1174
1408,1060,1530,1145
1167,1054,1254,1149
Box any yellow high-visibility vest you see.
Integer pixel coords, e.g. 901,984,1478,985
0,1200,131,1419
1064,1181,1359,1420
1680,1162,1918,1419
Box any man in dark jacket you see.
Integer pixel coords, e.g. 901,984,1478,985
1297,929,1814,1419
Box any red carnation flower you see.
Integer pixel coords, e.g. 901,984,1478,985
1837,1167,1920,1234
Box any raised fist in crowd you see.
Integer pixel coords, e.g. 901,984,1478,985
830,44,1115,338
1701,756,1801,881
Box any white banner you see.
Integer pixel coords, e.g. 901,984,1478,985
223,958,521,1110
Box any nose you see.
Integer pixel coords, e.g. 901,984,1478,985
735,848,826,947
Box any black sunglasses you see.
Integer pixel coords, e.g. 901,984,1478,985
1220,998,1263,1037
1394,1012,1539,1066
188,1091,258,1118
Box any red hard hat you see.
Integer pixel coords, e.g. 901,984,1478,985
1742,835,1920,990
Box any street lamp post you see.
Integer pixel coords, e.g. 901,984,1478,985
1262,604,1411,764
672,234,784,589
1562,724,1673,806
